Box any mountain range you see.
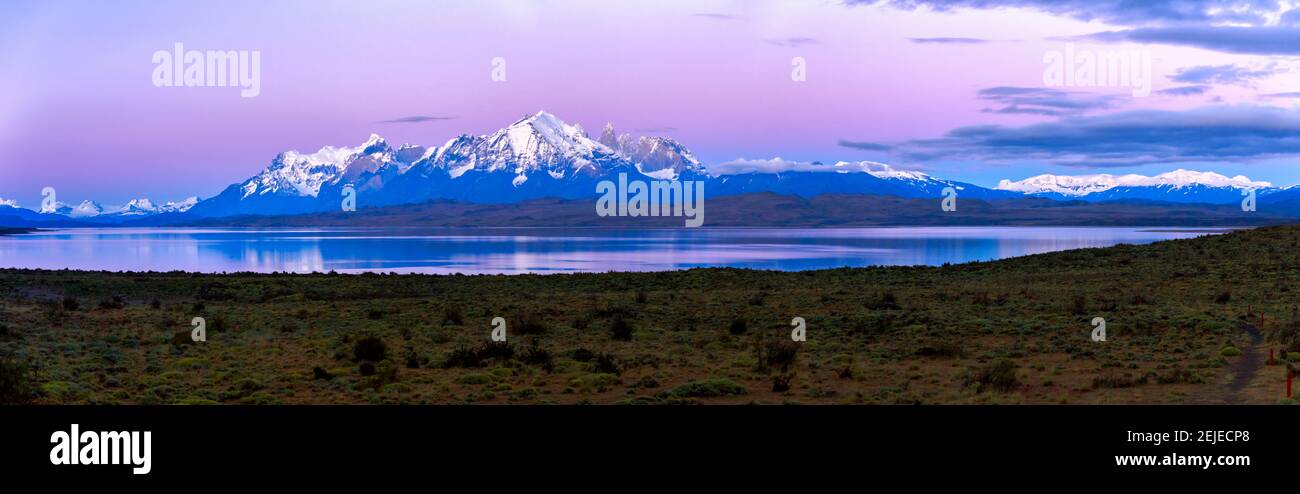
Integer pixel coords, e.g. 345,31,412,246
3,110,1298,227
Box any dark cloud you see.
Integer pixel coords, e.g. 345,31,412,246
1080,26,1300,55
880,105,1300,167
766,37,818,47
908,37,988,44
854,0,1288,26
1156,85,1211,96
976,86,1124,117
858,1,1300,55
378,116,457,124
838,140,893,151
1170,64,1281,85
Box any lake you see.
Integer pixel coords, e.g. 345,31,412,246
0,227,1229,274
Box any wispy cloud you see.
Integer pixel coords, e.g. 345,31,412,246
709,157,922,175
838,139,893,151
908,37,988,44
865,0,1300,55
879,105,1300,168
976,86,1123,117
857,0,1289,26
1259,91,1300,99
1156,85,1211,96
691,13,742,21
1170,63,1285,86
1080,26,1300,56
766,37,818,47
377,116,457,124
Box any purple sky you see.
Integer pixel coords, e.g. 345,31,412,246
2,0,1299,207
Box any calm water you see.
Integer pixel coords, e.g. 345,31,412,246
0,227,1226,274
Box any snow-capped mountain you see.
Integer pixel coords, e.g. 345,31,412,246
192,111,673,215
997,170,1278,204
598,124,705,180
709,160,1021,200
159,197,199,213
40,201,73,215
104,197,199,216
70,200,105,217
185,111,1022,218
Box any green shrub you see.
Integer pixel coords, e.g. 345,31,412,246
458,373,493,385
0,358,36,404
668,379,747,398
353,334,387,362
609,316,633,341
443,306,464,325
1220,346,1241,357
965,359,1019,393
511,308,548,335
728,318,748,335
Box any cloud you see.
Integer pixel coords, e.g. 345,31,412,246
878,105,1300,167
1260,92,1300,98
863,1,1300,55
709,157,924,176
1156,85,1211,96
1170,64,1282,85
1080,26,1300,55
709,157,828,175
856,0,1290,26
908,37,988,44
839,139,893,151
377,116,457,124
691,13,742,21
976,86,1124,117
766,37,818,47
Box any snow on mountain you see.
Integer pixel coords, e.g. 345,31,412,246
160,196,199,213
835,161,932,181
997,169,1273,200
419,111,626,181
40,201,73,215
598,123,705,181
708,159,1018,200
70,200,105,217
0,197,16,208
240,133,392,200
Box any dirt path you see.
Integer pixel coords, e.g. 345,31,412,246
1224,320,1264,404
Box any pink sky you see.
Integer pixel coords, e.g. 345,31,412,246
1,0,1297,207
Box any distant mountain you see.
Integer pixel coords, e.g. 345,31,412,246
189,112,674,216
710,161,1022,200
7,111,1297,226
0,204,92,227
184,111,1015,218
996,169,1278,204
70,200,105,218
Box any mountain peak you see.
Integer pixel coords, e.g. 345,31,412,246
360,133,389,154
70,200,104,218
997,169,1275,204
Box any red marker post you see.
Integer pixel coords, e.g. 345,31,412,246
1288,372,1293,399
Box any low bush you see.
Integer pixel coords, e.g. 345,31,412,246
965,358,1019,393
668,379,747,398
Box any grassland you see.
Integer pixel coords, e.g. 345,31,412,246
2,225,1299,405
